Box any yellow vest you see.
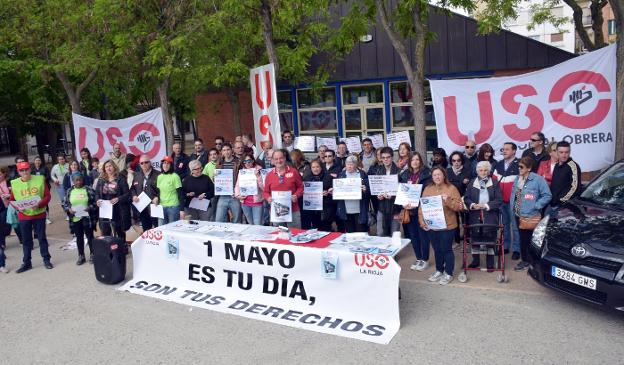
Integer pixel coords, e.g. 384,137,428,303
11,175,46,216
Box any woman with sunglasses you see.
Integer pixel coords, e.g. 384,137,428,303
155,156,185,225
509,157,551,271
234,153,265,225
182,160,214,221
537,141,558,186
470,143,497,178
399,152,432,271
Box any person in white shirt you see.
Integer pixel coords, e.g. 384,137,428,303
50,153,70,204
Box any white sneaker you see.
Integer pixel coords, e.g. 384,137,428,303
428,271,443,282
65,217,69,221
46,218,52,225
418,261,429,271
439,273,453,285
0,266,9,273
410,260,423,271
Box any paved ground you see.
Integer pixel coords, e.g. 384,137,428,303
1,194,623,364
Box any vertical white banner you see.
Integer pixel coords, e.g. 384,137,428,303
250,64,282,150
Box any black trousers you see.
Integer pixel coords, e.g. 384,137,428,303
73,218,94,256
138,207,157,231
99,219,126,243
343,214,366,233
516,217,533,263
301,210,322,230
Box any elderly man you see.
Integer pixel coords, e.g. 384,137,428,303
10,161,53,273
131,155,160,231
109,142,127,173
171,143,190,180
464,139,478,164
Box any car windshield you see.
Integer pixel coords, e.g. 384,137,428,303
580,161,624,209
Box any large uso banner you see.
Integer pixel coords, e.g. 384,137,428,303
430,45,616,171
119,224,401,344
72,108,166,169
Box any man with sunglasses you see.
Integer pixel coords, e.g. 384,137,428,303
10,161,53,273
522,132,549,172
463,139,478,164
131,155,160,231
214,136,225,152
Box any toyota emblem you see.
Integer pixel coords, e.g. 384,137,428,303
571,245,587,258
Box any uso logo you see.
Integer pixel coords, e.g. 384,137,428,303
354,253,390,270
141,229,163,245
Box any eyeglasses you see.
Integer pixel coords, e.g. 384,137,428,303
243,159,254,164
530,138,541,142
192,167,202,171
452,159,462,162
465,146,475,149
140,161,151,165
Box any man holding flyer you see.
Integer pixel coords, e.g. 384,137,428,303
263,149,304,228
368,147,401,237
10,161,53,273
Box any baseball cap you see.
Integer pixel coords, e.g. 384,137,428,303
16,162,30,170
161,156,173,163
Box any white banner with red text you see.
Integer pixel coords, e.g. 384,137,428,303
119,225,401,344
72,108,166,169
430,44,616,171
250,64,282,150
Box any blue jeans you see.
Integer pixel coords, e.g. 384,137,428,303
404,216,429,261
19,218,51,265
56,186,66,204
241,204,264,225
215,196,242,223
159,206,180,226
428,229,455,275
501,203,520,252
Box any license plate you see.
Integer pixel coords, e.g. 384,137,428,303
551,266,597,290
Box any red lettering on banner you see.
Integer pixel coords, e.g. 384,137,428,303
501,85,544,141
354,254,390,270
106,128,127,154
128,122,161,159
78,122,161,160
548,70,611,129
254,71,274,149
78,127,106,159
443,92,494,145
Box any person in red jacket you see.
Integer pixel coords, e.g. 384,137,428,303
537,141,558,186
10,161,53,273
263,149,304,228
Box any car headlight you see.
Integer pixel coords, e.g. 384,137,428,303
531,215,550,249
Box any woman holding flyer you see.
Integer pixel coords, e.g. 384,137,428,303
182,160,215,221
95,160,131,242
418,167,463,285
399,152,432,271
63,173,97,265
234,153,265,225
334,155,370,232
155,156,185,225
301,159,333,230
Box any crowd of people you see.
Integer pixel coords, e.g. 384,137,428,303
0,130,583,285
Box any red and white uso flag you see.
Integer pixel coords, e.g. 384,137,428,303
430,45,616,171
72,108,166,169
250,64,282,150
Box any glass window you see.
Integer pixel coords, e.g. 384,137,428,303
608,20,616,35
297,88,336,108
278,91,292,110
391,82,411,103
551,33,563,42
366,108,384,130
299,110,337,132
342,84,383,105
344,109,362,131
279,111,293,133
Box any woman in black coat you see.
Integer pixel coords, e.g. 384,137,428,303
95,160,132,242
301,159,333,230
463,160,503,270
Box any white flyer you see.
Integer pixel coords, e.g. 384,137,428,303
73,205,89,218
394,183,423,206
270,191,292,223
132,191,151,213
238,168,258,196
368,175,399,196
420,195,447,230
98,200,113,219
332,178,362,200
294,136,316,152
150,204,165,219
387,131,411,150
368,134,385,149
316,137,337,152
302,181,323,211
189,197,210,211
214,169,234,196
339,136,362,154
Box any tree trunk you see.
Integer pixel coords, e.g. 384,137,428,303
411,3,428,158
563,0,597,51
611,0,623,160
260,0,279,77
227,88,242,138
157,77,174,154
